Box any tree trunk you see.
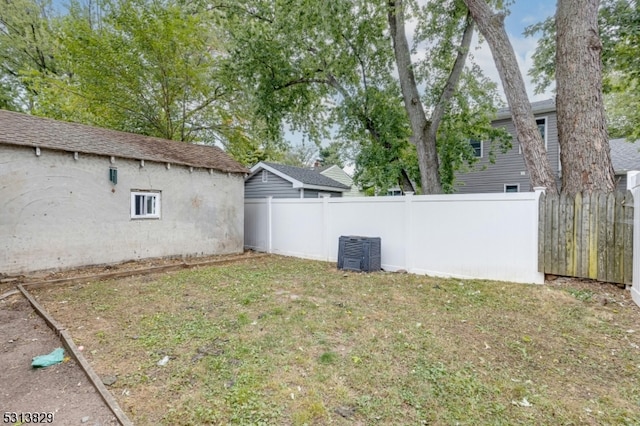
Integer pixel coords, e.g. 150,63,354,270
388,0,442,194
388,1,475,194
556,0,615,195
463,0,558,194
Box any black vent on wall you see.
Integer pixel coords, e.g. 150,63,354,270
337,236,381,272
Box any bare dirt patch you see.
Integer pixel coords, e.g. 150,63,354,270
0,294,118,425
0,252,261,426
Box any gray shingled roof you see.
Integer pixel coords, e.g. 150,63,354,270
610,138,640,173
0,109,248,174
496,98,556,120
263,162,350,189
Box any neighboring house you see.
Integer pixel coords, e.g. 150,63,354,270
454,99,640,193
386,177,417,196
0,110,248,275
315,164,364,197
609,138,640,191
245,162,350,198
455,99,558,193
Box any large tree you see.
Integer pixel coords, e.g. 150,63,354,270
220,0,507,194
37,0,237,142
528,0,640,141
463,0,559,193
556,0,615,194
5,0,283,165
388,0,472,194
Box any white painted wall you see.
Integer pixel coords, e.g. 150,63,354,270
1,145,244,274
245,191,545,284
628,171,640,307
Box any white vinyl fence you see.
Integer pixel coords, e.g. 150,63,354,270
628,172,640,307
245,190,546,284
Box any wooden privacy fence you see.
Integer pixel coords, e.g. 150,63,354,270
538,191,634,285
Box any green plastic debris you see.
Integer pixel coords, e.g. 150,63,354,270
32,347,65,368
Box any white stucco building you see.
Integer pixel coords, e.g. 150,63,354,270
0,110,248,274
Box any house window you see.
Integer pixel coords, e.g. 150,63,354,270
537,118,547,149
504,184,519,193
131,191,161,219
470,139,482,158
262,170,268,182
519,117,547,154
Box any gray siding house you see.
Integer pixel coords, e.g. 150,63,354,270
0,110,248,274
245,162,350,198
455,99,558,193
454,99,640,193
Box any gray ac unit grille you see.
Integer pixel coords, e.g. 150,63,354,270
337,236,381,272
343,243,364,257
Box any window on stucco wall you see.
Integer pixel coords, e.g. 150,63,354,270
131,191,161,219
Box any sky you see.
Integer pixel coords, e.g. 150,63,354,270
472,0,557,102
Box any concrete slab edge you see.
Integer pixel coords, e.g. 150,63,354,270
17,284,134,426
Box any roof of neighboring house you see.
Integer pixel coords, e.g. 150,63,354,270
248,161,350,191
495,98,556,120
313,164,335,173
610,138,640,174
0,109,248,174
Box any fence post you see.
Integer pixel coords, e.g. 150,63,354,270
267,196,273,254
628,172,640,307
404,192,414,272
533,187,546,283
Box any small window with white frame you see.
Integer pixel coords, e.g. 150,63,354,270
261,170,268,182
504,184,519,193
131,191,161,219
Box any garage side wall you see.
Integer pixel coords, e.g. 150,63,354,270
1,145,244,274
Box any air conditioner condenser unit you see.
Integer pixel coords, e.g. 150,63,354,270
337,236,381,272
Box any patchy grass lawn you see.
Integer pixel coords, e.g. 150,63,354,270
34,255,640,425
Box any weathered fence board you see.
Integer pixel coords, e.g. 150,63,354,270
538,190,634,285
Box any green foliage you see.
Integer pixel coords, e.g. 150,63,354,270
37,0,236,141
2,0,285,165
523,17,556,95
2,0,505,180
221,0,504,193
318,141,347,168
0,0,59,110
342,85,414,194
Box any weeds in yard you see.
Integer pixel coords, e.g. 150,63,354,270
34,256,640,425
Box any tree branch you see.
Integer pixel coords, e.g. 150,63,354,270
428,10,474,140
